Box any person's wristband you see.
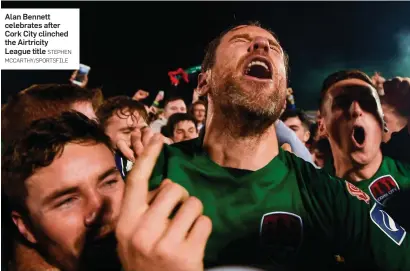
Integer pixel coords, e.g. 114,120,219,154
153,101,159,107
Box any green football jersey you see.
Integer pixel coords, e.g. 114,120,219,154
149,139,410,270
324,155,410,205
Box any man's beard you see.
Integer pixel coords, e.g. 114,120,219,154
209,73,286,138
34,226,121,271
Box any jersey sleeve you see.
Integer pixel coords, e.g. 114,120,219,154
303,168,410,270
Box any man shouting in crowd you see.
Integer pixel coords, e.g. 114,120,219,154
319,70,410,199
2,112,211,271
143,23,409,270
318,70,410,255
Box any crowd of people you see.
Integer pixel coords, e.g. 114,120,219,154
1,22,410,271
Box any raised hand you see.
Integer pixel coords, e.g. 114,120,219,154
383,77,410,115
133,89,150,101
115,134,212,271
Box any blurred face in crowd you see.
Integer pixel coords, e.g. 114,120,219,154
321,79,383,165
283,116,310,144
164,99,187,119
13,143,124,270
172,120,199,143
205,25,287,122
193,103,206,123
104,108,147,148
71,101,97,120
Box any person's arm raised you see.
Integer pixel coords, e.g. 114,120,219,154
116,134,212,271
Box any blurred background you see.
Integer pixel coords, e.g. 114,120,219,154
2,1,410,110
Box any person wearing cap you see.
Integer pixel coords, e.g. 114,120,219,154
318,70,410,201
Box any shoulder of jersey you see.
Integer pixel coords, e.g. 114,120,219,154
281,150,338,183
384,155,410,176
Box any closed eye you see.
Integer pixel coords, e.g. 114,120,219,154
234,38,250,43
103,179,118,188
56,197,78,209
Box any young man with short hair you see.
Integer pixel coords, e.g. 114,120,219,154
166,113,199,143
280,109,311,144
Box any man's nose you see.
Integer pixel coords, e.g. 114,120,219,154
84,193,104,227
248,37,270,53
349,101,364,119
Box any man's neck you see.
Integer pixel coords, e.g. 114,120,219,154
203,111,279,171
332,148,383,182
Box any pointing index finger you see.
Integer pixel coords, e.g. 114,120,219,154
119,133,164,222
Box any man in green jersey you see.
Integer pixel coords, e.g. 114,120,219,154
143,23,409,270
318,70,410,265
318,70,410,199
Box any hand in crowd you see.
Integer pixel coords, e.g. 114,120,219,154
149,105,159,115
133,89,150,101
69,70,89,88
383,77,410,114
116,127,173,162
192,88,200,103
116,134,212,271
371,72,386,95
154,91,165,103
281,143,292,153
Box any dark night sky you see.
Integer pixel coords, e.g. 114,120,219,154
2,1,410,109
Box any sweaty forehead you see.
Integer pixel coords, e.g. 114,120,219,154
221,25,278,44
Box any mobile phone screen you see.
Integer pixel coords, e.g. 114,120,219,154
73,64,90,85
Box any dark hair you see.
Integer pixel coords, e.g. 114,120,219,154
164,96,185,109
1,84,96,148
306,122,318,146
318,70,375,111
201,21,289,75
96,96,148,129
280,108,311,130
166,113,198,137
2,111,113,213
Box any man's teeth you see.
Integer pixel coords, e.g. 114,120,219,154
247,60,269,70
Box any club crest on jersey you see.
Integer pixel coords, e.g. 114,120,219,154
369,175,400,206
345,181,370,204
259,212,303,265
370,203,406,245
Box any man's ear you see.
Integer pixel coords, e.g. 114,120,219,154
303,130,311,143
196,70,211,96
12,210,37,244
318,117,329,138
